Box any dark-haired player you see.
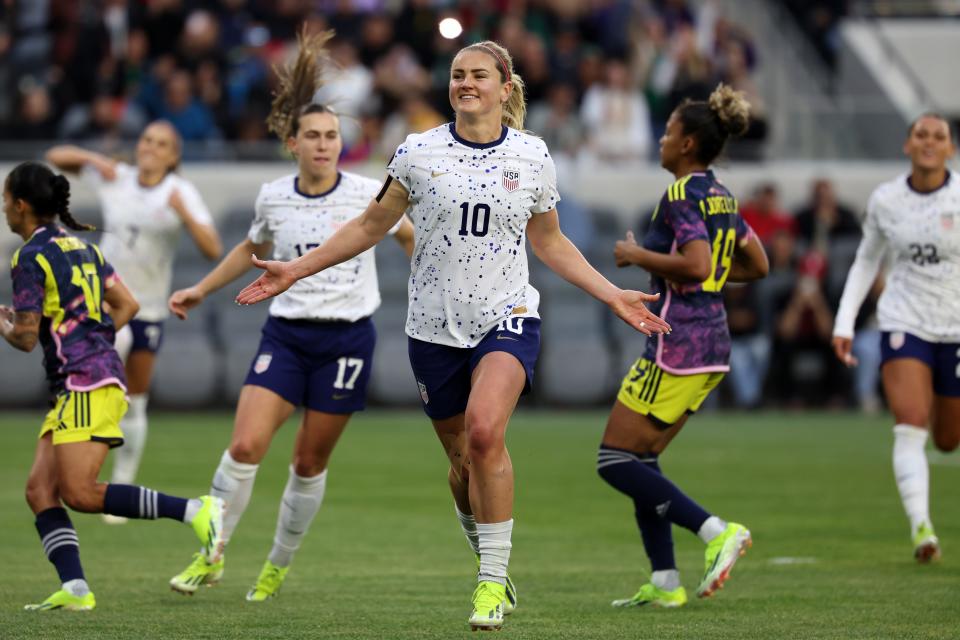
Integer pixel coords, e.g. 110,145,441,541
1,161,223,612
833,113,960,563
47,122,222,514
602,84,769,608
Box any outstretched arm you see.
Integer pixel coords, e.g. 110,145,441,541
236,178,410,305
832,219,886,366
527,210,670,336
168,189,222,260
170,238,272,320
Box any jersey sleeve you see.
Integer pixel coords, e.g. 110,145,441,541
177,180,215,226
531,149,560,214
247,186,272,243
833,191,888,338
386,139,413,192
735,215,755,246
664,197,709,247
91,243,119,288
11,251,46,313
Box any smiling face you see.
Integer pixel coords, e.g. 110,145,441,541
136,121,181,175
287,111,342,181
449,48,511,122
904,116,955,172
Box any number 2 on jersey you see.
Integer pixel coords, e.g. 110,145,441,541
701,228,737,292
71,262,102,321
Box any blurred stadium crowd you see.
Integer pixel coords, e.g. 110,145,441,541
0,1,897,412
0,0,766,162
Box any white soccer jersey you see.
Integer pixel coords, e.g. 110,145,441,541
85,163,215,322
835,171,960,342
249,171,398,321
387,123,560,348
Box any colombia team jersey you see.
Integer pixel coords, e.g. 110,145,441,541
642,170,752,373
387,123,560,348
11,224,126,394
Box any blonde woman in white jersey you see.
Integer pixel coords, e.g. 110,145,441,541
46,122,222,522
833,113,960,563
163,31,414,601
237,40,670,630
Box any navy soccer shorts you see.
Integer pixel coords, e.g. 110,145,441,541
129,319,165,353
408,317,541,420
880,331,960,397
244,316,376,413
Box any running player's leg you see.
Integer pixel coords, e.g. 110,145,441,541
248,410,349,602
881,355,936,560
170,385,293,594
107,322,162,497
433,415,477,552
463,352,525,629
931,396,960,453
24,433,95,611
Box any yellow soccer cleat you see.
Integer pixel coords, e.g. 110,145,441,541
170,552,225,595
245,560,290,602
612,582,687,608
468,581,505,631
913,522,941,563
475,554,517,615
25,588,96,611
190,495,225,563
697,522,752,598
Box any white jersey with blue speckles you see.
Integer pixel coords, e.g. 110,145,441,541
249,171,397,322
387,123,560,348
836,171,960,342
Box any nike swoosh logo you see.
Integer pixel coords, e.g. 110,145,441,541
496,335,519,341
431,170,451,178
332,393,351,400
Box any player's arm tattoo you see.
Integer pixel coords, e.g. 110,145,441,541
1,310,41,352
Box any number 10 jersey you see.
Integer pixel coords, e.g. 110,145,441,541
387,123,560,348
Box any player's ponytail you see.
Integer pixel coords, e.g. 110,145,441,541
266,27,338,142
462,41,527,130
5,162,95,231
675,83,751,165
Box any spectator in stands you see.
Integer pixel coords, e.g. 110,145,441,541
724,283,771,409
58,92,144,148
580,57,653,163
526,83,584,160
794,178,861,253
5,85,59,141
159,69,220,142
741,184,796,246
315,38,375,149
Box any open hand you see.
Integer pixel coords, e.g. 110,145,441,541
608,289,670,336
235,255,297,305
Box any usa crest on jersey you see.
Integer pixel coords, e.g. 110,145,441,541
502,168,520,192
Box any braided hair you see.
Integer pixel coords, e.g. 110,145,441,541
6,162,94,231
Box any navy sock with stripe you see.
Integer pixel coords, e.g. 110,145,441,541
103,484,188,521
35,507,85,583
597,445,710,534
632,458,677,571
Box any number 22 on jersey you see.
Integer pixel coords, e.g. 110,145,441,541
701,228,736,292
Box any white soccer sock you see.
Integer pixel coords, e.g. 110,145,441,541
267,467,327,568
477,520,513,585
651,569,681,591
697,516,727,544
892,424,931,536
62,578,91,597
110,393,149,485
210,449,259,545
456,504,480,555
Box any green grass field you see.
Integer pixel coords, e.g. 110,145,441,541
0,410,958,639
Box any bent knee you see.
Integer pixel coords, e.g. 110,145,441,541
59,484,102,513
465,425,504,459
229,439,266,465
25,481,58,511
